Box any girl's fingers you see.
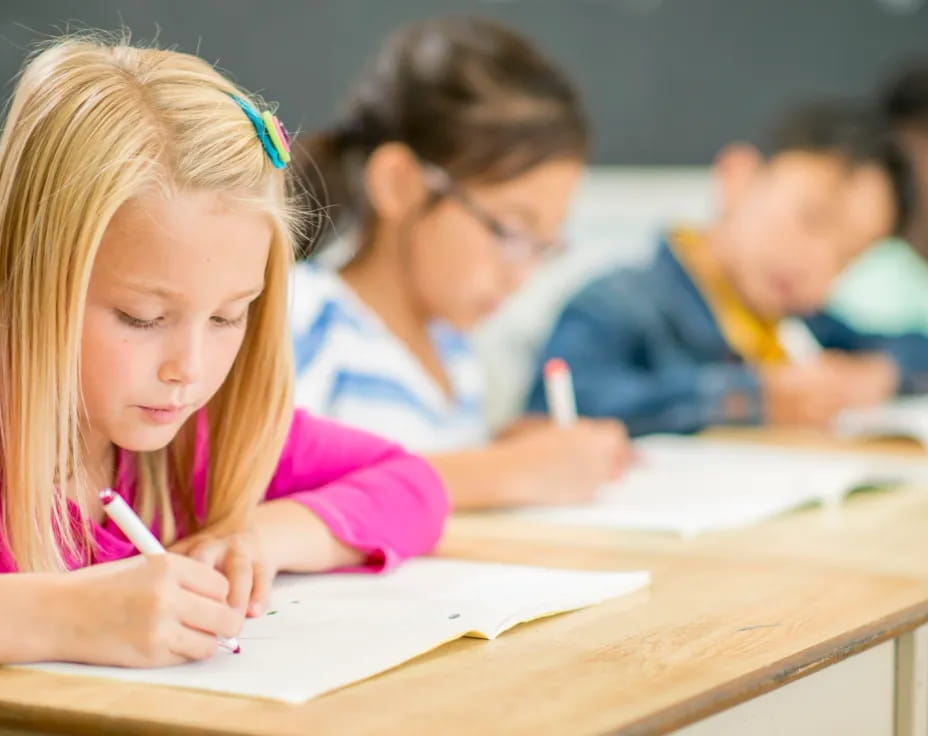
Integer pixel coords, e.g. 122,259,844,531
176,588,243,640
168,622,221,662
221,544,255,614
173,554,231,603
248,559,275,617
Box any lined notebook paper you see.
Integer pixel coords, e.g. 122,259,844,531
25,559,649,703
513,436,928,536
835,396,928,446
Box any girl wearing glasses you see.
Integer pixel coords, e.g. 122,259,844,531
289,16,633,509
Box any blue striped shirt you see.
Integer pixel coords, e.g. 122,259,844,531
289,263,488,453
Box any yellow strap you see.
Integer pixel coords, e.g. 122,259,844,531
670,228,786,364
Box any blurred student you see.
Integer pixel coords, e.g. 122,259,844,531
830,61,928,334
289,17,633,508
528,101,928,436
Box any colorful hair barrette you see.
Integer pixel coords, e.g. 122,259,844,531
229,95,291,169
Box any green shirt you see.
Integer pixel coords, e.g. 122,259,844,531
829,239,928,335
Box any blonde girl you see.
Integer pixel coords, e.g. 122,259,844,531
0,35,448,667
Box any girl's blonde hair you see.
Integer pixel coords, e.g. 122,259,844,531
0,34,297,572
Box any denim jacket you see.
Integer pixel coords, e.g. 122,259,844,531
526,235,928,436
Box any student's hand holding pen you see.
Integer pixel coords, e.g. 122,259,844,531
501,418,634,505
816,351,899,408
761,360,849,426
760,351,898,426
50,554,242,667
429,359,635,509
508,358,634,504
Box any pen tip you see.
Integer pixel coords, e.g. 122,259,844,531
545,358,568,377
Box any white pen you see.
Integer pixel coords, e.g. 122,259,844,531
544,358,578,427
99,488,241,654
777,318,823,365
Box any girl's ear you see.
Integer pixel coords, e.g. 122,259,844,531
364,142,430,222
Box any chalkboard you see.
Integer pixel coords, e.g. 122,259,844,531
1,0,926,164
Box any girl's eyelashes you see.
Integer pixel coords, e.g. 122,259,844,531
211,312,248,328
115,309,161,330
115,309,247,330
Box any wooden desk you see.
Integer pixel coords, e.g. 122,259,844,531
443,428,928,735
0,540,926,736
3,429,928,736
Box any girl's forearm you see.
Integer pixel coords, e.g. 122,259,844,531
253,500,365,573
0,572,73,663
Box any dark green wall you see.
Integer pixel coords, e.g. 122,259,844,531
2,0,926,164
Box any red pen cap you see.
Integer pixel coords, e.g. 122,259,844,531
544,358,569,377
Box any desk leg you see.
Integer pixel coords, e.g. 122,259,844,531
896,624,928,736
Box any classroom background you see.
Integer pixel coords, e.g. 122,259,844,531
5,3,928,733
3,0,927,427
5,0,927,164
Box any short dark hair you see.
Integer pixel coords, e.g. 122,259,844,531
882,61,928,127
760,100,914,235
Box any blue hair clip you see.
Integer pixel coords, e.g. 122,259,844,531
230,95,290,169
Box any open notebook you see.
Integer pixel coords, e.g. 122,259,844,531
25,559,649,703
834,396,928,446
513,435,928,536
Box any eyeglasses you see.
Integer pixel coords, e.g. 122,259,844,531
421,163,567,264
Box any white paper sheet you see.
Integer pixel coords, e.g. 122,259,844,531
834,396,928,446
512,436,928,535
23,559,650,703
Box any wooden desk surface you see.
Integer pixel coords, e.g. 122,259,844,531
1,539,927,736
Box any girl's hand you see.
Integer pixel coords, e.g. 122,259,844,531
171,529,276,618
504,418,633,505
59,554,241,667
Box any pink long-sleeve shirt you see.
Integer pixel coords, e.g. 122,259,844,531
0,409,449,572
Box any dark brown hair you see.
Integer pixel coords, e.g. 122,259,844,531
882,60,928,129
291,16,589,258
879,61,928,255
760,100,915,236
